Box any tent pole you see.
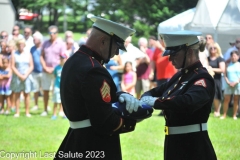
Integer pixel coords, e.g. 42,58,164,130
214,28,218,43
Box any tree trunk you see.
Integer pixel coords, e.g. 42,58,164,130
53,7,58,26
48,3,52,26
73,7,77,31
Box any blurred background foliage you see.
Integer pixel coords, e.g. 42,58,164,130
11,0,198,43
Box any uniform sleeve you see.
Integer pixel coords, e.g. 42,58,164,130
153,78,214,113
81,67,136,135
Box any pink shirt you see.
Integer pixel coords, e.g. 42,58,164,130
42,38,66,68
123,71,135,95
123,71,134,84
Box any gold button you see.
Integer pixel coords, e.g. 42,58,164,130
196,68,198,70
167,97,170,99
168,90,171,94
174,84,177,88
179,77,182,80
185,69,188,73
162,97,164,100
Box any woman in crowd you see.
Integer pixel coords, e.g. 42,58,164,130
7,40,16,112
207,42,225,117
221,50,240,120
11,39,33,117
65,38,78,57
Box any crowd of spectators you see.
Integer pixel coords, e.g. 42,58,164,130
0,24,240,120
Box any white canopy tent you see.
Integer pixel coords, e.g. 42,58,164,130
158,0,240,53
0,0,15,34
158,8,196,33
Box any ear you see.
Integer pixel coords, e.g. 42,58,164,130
99,36,106,52
188,48,194,55
100,36,106,45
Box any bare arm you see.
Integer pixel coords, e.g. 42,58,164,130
124,72,137,90
212,62,225,73
2,68,12,79
40,49,47,72
24,53,34,77
121,74,126,91
11,53,24,79
0,54,3,68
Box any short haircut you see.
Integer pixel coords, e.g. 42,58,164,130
48,25,58,32
149,36,156,40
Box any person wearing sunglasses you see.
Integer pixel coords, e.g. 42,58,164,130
205,34,214,51
8,25,24,41
40,25,66,117
54,16,144,160
0,31,9,42
207,43,225,117
23,27,34,53
127,30,217,160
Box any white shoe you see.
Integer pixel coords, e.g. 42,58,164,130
31,106,39,111
47,106,51,111
26,113,32,117
0,109,4,114
5,110,10,115
14,113,20,117
40,111,48,116
233,117,237,120
59,111,65,117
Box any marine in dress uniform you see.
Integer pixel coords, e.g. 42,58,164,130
138,31,217,160
54,16,143,160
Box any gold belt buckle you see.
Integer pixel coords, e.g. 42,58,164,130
165,126,169,135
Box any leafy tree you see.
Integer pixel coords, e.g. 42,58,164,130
11,0,198,40
91,0,198,43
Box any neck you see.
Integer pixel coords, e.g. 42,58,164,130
35,43,41,48
184,55,198,68
50,38,56,43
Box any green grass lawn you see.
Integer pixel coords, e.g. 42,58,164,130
0,96,240,160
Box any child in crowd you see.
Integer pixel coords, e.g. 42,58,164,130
121,61,137,96
51,53,67,120
7,40,16,113
0,58,12,114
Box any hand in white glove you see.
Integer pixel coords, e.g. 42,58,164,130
119,93,142,113
140,96,158,107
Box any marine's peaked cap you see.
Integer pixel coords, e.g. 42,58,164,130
159,30,202,48
90,16,136,42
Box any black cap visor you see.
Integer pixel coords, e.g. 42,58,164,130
112,34,126,51
163,45,187,56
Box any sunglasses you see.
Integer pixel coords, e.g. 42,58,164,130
49,32,57,35
0,35,7,38
210,47,216,50
205,37,212,39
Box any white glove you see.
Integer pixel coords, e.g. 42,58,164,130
119,93,142,113
140,96,158,107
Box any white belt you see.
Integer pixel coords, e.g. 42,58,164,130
69,119,91,129
165,123,207,135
